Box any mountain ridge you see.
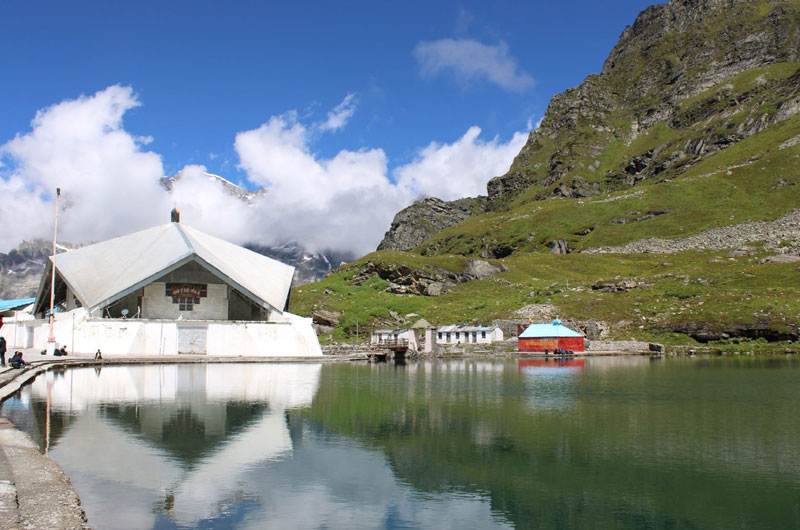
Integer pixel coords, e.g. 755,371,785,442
378,0,800,254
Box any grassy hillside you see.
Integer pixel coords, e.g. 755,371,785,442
292,245,800,348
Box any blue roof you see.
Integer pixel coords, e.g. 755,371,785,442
519,321,583,338
0,298,36,312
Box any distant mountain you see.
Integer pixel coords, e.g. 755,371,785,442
0,240,69,299
160,170,268,204
245,242,354,285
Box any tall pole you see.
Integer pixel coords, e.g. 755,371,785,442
48,188,61,346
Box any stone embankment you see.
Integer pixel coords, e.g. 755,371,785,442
584,209,800,254
0,360,90,529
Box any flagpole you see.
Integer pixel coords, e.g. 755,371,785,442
48,188,61,348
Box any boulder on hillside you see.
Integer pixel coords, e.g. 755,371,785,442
312,310,341,327
548,240,569,254
464,260,509,280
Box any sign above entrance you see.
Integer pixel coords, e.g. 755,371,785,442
168,284,207,299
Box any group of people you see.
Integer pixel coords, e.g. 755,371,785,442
1,336,30,369
0,335,103,368
544,348,575,356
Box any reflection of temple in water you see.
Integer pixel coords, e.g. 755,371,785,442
17,364,322,527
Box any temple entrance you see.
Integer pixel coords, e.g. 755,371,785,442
177,323,207,354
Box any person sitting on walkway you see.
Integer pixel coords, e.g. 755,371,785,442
54,346,68,357
10,351,28,369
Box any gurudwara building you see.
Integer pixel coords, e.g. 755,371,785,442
28,218,321,357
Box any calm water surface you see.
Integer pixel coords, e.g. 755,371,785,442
1,357,799,530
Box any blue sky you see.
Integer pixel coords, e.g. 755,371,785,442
0,1,655,254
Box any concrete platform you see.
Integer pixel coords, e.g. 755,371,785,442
0,418,89,529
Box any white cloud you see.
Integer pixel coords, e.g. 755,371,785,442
1,86,527,257
235,115,526,255
414,38,534,92
169,165,258,244
394,126,527,201
317,93,357,132
0,85,169,250
235,112,403,254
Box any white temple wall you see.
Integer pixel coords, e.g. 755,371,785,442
25,308,321,357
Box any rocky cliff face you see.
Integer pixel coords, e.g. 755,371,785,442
377,196,487,251
379,0,800,252
487,0,800,207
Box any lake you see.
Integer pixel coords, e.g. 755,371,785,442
1,356,799,529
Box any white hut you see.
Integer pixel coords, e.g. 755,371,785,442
370,328,418,350
436,325,504,346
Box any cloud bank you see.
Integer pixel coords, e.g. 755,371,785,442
414,39,534,92
0,86,527,256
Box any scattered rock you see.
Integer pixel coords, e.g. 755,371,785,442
586,210,800,254
513,304,557,320
592,279,640,292
314,324,334,335
729,246,757,258
758,254,800,264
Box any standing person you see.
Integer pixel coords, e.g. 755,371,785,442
0,336,6,366
95,349,103,360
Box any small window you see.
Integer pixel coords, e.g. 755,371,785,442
446,332,451,342
438,332,442,340
178,297,199,311
482,331,486,339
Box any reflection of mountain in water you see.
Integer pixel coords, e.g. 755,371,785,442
303,359,800,530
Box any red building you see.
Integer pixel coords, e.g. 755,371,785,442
518,320,585,353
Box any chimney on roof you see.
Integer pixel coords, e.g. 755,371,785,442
171,208,180,223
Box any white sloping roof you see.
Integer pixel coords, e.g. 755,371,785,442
47,223,294,312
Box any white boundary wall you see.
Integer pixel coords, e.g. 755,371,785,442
24,308,322,357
